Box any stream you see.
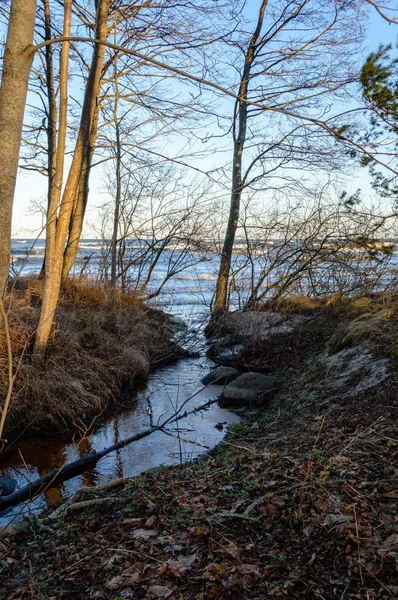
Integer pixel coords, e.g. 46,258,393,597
0,297,241,527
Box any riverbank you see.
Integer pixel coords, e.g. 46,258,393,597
0,278,184,443
1,298,397,598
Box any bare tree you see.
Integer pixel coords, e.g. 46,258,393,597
93,162,213,302
213,0,366,313
231,195,398,308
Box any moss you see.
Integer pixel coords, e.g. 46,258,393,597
329,332,354,353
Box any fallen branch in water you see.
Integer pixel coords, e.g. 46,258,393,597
0,392,219,512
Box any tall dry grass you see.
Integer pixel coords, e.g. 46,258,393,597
0,277,177,441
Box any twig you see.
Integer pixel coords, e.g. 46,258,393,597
66,497,123,515
0,298,14,439
214,483,307,521
340,583,349,600
353,505,363,586
146,395,154,428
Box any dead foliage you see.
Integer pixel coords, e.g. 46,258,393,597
1,298,398,598
1,359,397,599
0,277,179,441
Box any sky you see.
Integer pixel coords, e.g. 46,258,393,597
10,0,398,238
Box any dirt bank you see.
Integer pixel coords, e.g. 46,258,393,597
0,278,184,443
1,300,398,598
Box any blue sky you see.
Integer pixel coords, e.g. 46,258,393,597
11,2,398,238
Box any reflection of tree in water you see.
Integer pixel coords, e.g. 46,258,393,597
35,445,66,505
78,437,98,489
113,418,124,480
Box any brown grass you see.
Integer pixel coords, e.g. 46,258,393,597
264,291,398,316
0,277,179,442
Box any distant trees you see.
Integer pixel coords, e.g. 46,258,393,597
96,162,213,301
0,0,37,297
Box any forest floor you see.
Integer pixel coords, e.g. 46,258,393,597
0,277,184,442
1,297,398,599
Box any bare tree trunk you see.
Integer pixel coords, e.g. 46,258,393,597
213,0,268,314
0,0,37,297
61,99,100,281
34,0,109,355
110,43,122,308
110,121,122,306
33,0,71,357
39,0,58,278
61,2,109,281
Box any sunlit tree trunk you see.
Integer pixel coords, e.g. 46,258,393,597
110,122,122,306
34,0,110,355
0,0,37,297
61,99,100,281
33,0,71,357
213,0,268,314
61,1,109,281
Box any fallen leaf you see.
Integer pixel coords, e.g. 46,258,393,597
167,553,197,576
105,575,123,590
147,584,173,598
145,515,156,528
120,518,142,526
321,514,353,527
132,528,158,540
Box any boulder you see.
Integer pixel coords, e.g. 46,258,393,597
220,372,277,407
0,476,17,497
201,366,240,386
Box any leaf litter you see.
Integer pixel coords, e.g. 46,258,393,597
1,346,398,598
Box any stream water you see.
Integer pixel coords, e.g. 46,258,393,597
0,242,243,526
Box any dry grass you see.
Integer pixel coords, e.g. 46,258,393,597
262,291,398,316
0,277,178,441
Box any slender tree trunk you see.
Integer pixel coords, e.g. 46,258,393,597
61,99,99,280
110,44,122,308
34,0,109,355
61,1,109,281
39,0,58,278
110,122,122,307
0,0,37,297
213,0,268,314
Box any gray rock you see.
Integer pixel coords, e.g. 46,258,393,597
220,372,277,407
0,476,17,496
206,343,244,365
201,366,240,386
321,342,389,397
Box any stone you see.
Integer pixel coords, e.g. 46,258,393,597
0,476,17,497
201,366,240,386
321,342,389,397
206,343,244,365
216,311,313,343
220,372,277,407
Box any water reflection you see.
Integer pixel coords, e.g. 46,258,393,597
0,353,240,526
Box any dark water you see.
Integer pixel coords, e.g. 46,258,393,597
0,298,240,527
